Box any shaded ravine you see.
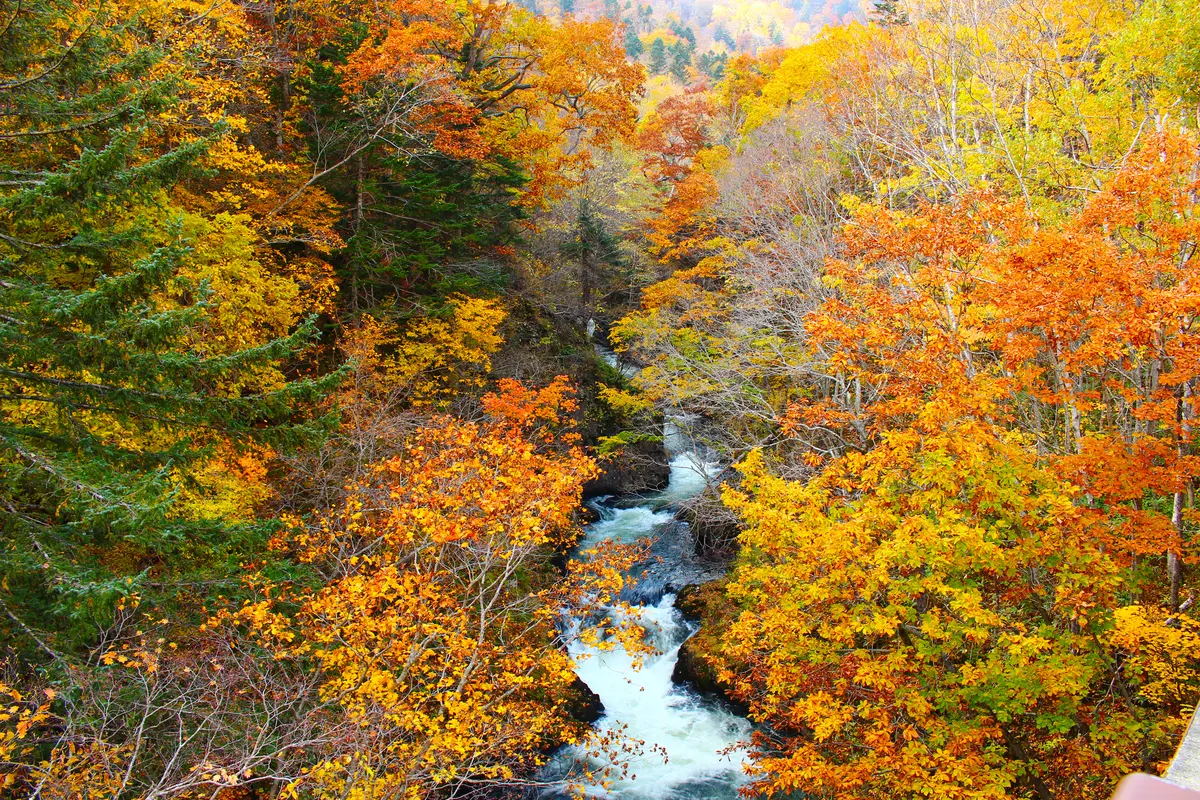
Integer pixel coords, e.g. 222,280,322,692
541,347,751,799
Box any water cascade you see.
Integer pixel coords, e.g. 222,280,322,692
543,348,752,799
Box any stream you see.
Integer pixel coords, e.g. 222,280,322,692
540,347,752,799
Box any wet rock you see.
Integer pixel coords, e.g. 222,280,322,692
674,583,707,622
671,637,749,717
671,637,721,696
564,675,605,724
609,493,659,510
619,579,669,607
669,581,749,716
583,438,670,499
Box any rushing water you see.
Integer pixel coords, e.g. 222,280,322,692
543,345,752,799
594,343,640,381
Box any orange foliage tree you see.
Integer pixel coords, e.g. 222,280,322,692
339,0,643,205
712,133,1200,798
225,378,633,797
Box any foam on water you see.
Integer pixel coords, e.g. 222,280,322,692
580,505,676,549
558,595,751,799
658,452,721,505
595,344,640,380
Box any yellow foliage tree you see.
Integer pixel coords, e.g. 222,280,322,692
233,379,634,797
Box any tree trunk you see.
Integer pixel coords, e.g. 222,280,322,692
1001,728,1054,800
355,156,366,226
579,243,592,322
1171,382,1191,610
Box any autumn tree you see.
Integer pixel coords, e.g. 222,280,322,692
614,6,1200,797
719,417,1179,800
0,0,651,796
650,135,1200,800
0,379,639,797
637,89,716,185
291,1,642,312
223,378,638,798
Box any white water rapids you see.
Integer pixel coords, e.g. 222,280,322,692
542,346,752,799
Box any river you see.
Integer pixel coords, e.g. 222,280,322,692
541,348,752,799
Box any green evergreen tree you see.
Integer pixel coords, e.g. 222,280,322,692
342,152,524,301
670,20,697,50
872,0,909,25
0,0,334,654
649,37,668,74
697,50,728,80
768,20,785,45
560,199,625,322
298,37,525,306
669,41,692,82
713,22,735,49
638,3,653,31
625,28,645,59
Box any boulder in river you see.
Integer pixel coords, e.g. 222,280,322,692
564,675,605,724
673,582,709,622
671,637,749,717
583,436,670,499
671,636,721,696
669,581,750,716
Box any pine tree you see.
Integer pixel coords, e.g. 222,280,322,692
342,151,524,301
872,0,909,26
0,0,334,653
298,37,526,306
697,50,728,80
649,37,668,74
669,41,692,82
561,199,625,322
637,3,653,32
713,22,735,50
669,19,697,50
625,28,645,59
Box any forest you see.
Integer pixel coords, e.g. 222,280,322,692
3,0,1200,797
